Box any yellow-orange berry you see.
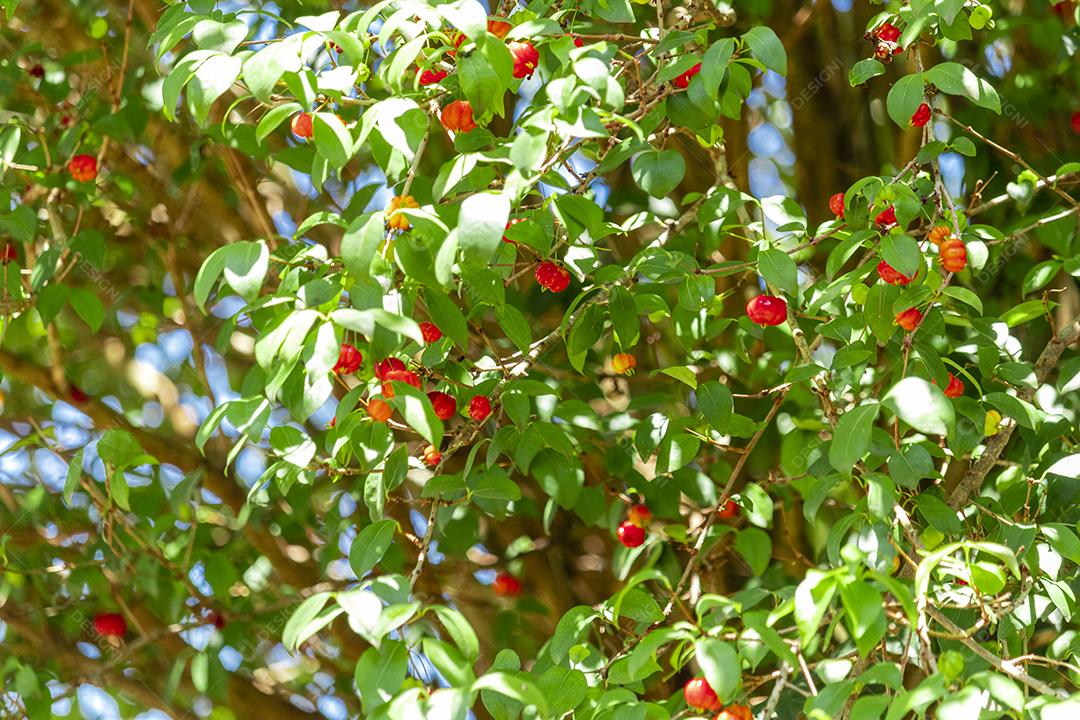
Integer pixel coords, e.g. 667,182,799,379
627,504,652,527
895,307,924,332
387,195,419,231
939,237,968,273
612,353,637,376
928,225,951,246
367,397,393,423
423,445,441,467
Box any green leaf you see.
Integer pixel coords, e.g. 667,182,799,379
194,244,229,312
827,230,872,280
389,383,444,445
1022,260,1061,295
697,381,733,434
1041,524,1080,565
915,494,961,535
473,673,548,716
422,638,475,686
313,112,354,168
385,35,427,92
349,520,397,578
282,592,335,651
839,581,886,656
828,402,879,471
849,58,885,86
458,48,505,118
995,362,1036,389
354,641,408,714
656,365,698,388
888,444,935,488
192,19,248,53
222,241,269,302
68,288,104,332
880,234,921,278
631,149,685,198
98,429,157,468
654,432,700,474
432,605,480,662
950,136,976,156
187,54,242,125
608,285,640,348
332,308,424,344
341,212,386,280
883,377,955,437
567,304,603,372
795,569,837,646
548,606,597,662
970,673,1024,713
494,304,532,353
886,74,925,128
734,527,772,576
0,126,22,171
695,638,740,703
924,62,1001,112
864,281,900,343
865,472,896,519
700,38,735,98
36,284,67,326
245,43,298,104
742,26,787,76
108,471,130,511
1001,299,1053,327
256,102,302,143
758,248,798,296
984,392,1045,430
942,286,983,314
536,666,588,716
458,192,511,266
63,449,84,505
423,288,469,350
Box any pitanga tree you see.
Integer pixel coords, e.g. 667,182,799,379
1,0,1080,718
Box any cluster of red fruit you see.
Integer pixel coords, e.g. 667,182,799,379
424,19,541,135
330,326,493,464
929,225,969,273
887,226,967,333
684,677,751,719
828,194,969,337
616,504,651,547
868,21,904,62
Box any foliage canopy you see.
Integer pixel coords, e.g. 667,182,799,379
1,0,1080,718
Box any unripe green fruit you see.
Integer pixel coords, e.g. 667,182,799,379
969,5,992,29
